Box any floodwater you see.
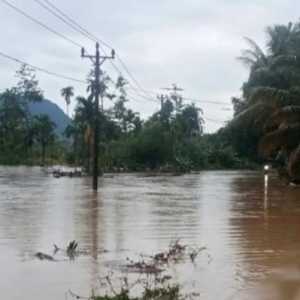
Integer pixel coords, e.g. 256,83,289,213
1,168,300,299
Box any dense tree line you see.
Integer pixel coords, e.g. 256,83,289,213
0,66,251,171
65,73,247,172
3,21,300,177
0,65,60,165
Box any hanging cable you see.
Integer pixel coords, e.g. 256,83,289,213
0,50,86,84
35,0,155,99
0,0,83,48
32,0,97,43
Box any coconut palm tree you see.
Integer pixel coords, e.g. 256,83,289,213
231,22,300,181
61,86,74,117
237,37,269,70
266,22,300,56
32,114,56,165
73,96,95,173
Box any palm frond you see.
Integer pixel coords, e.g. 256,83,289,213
288,144,300,181
270,54,297,68
251,66,272,77
236,56,256,67
229,102,271,129
240,49,261,61
243,37,266,61
264,105,300,131
259,123,300,157
249,87,290,107
238,37,268,68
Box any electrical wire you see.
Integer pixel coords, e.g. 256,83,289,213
32,0,97,44
183,97,232,106
0,0,83,48
0,50,87,84
204,117,229,124
0,0,149,100
2,0,233,114
36,0,155,99
0,51,230,125
41,0,111,48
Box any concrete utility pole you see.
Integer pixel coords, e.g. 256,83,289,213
162,84,184,114
81,43,115,191
157,94,166,110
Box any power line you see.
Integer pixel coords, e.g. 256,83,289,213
36,0,153,99
41,0,112,48
0,50,154,105
115,55,153,98
0,0,127,90
32,0,97,44
2,0,233,111
127,85,154,98
0,0,83,48
38,0,224,106
127,93,158,105
0,49,230,116
128,89,232,107
92,42,154,100
4,0,219,107
127,91,158,104
136,88,233,106
124,81,233,107
204,117,229,124
0,50,86,84
127,87,159,103
107,76,159,104
183,97,232,106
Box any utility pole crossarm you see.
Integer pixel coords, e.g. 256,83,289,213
81,44,115,64
161,84,184,93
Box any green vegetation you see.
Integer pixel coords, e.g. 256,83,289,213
61,86,74,116
64,240,202,300
12,21,300,173
91,284,181,300
65,76,248,172
0,63,253,170
229,21,300,181
70,277,183,300
31,114,56,165
2,21,300,177
0,65,62,165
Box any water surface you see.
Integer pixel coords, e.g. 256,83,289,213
1,167,300,299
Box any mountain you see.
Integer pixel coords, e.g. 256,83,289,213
28,99,71,135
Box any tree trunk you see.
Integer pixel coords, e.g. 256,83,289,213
41,143,46,166
86,140,91,174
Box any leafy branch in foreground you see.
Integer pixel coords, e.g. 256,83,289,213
66,240,205,300
69,272,198,300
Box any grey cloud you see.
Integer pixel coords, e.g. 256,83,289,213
0,0,300,132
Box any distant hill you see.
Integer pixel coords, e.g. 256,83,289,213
28,99,71,135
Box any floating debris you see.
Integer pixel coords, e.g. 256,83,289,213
53,244,60,255
189,246,207,263
35,252,55,261
123,240,206,274
125,258,164,274
52,168,84,178
67,240,78,259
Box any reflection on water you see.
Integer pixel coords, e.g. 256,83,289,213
2,167,300,299
264,174,269,212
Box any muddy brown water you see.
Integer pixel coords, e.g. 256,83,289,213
1,167,300,299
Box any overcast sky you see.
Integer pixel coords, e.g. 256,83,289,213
0,0,299,132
